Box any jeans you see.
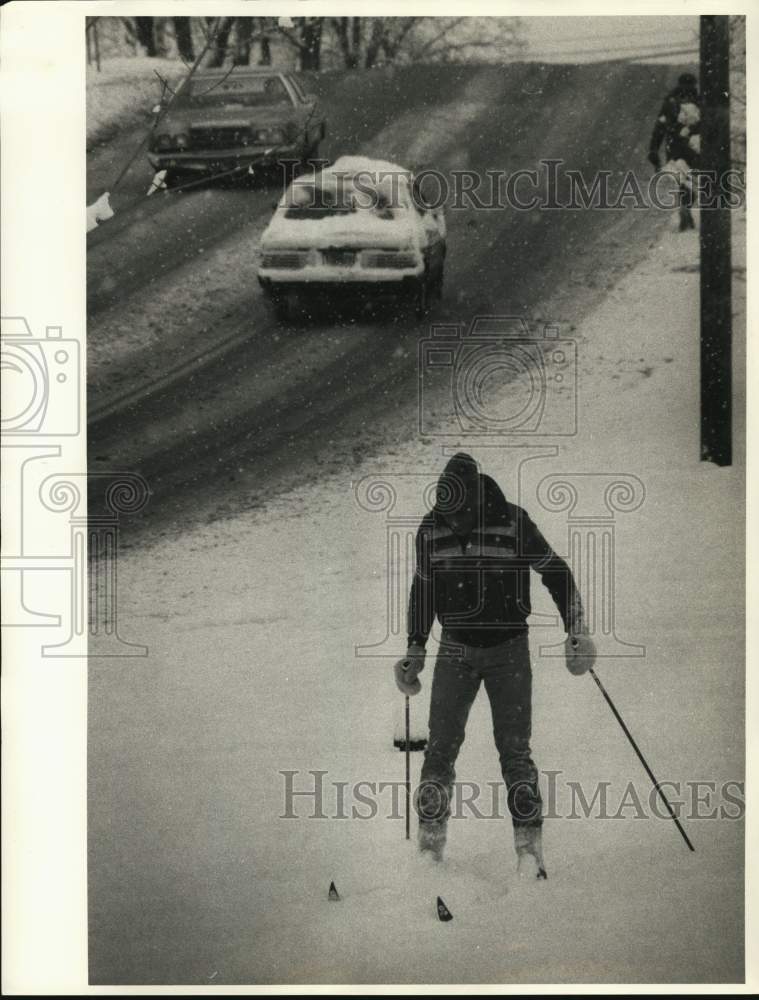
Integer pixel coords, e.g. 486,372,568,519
416,631,542,829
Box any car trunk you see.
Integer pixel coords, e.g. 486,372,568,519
261,211,416,251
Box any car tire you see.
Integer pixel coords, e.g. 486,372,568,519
431,266,444,301
164,168,190,191
273,295,289,322
415,272,431,319
273,290,298,322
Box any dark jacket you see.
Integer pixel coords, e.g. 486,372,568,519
649,84,702,167
407,472,583,649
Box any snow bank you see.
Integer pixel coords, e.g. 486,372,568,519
86,191,114,232
87,56,181,148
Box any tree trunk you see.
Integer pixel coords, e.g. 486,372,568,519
334,17,362,68
300,18,322,70
154,17,170,58
173,17,195,62
207,16,235,68
351,17,362,60
121,16,138,54
234,17,253,65
364,19,385,68
134,16,156,57
259,33,272,65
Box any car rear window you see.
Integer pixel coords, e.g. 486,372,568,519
284,181,398,220
183,76,291,106
285,196,354,220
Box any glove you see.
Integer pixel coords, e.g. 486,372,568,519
393,645,426,696
647,150,661,171
565,631,596,676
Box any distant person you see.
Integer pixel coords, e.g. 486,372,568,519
394,453,596,880
648,72,702,231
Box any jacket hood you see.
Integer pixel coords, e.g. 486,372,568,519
433,453,509,519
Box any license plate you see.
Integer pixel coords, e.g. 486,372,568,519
323,250,355,267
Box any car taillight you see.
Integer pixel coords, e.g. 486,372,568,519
260,251,307,269
362,251,417,269
175,133,189,150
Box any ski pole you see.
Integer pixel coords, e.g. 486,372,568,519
588,667,695,852
405,695,411,841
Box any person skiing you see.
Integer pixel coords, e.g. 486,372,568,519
394,453,596,879
647,71,702,231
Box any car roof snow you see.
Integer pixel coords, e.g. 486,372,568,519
330,155,410,177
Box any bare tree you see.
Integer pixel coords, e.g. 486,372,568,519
134,16,157,57
173,17,195,63
92,15,525,71
205,16,235,68
153,17,171,58
234,17,253,65
277,17,324,70
258,29,272,66
332,17,362,69
402,17,525,63
324,16,524,69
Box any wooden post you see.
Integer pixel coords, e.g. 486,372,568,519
699,15,732,466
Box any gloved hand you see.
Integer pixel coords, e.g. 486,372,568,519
393,645,426,696
647,150,661,171
565,630,596,676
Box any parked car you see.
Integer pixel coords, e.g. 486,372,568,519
147,69,326,185
257,156,447,319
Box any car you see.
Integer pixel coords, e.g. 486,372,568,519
257,156,447,320
147,68,326,185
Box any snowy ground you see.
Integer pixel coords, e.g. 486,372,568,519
87,57,181,149
88,204,745,984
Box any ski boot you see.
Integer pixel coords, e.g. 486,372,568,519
514,823,547,880
418,820,447,863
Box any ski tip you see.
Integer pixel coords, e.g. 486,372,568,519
328,881,340,901
436,895,453,922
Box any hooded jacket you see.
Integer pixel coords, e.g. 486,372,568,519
407,458,583,649
649,79,702,167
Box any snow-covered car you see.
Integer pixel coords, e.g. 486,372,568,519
147,69,325,184
257,156,447,319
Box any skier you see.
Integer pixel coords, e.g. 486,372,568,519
394,453,596,879
647,71,702,231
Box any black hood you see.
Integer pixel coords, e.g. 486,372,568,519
433,453,509,519
671,80,700,103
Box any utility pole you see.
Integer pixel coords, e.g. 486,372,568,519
699,15,732,466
